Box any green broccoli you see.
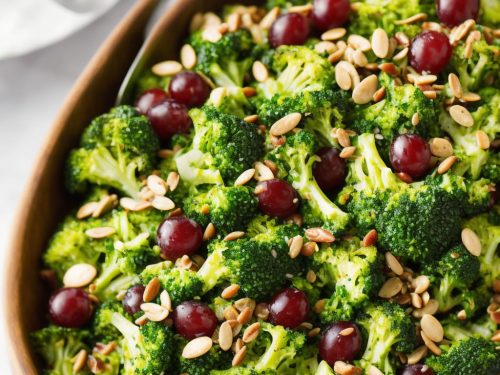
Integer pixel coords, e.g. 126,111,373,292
65,106,159,199
464,212,500,286
92,301,130,343
449,39,500,92
479,0,500,27
351,73,440,154
111,313,175,375
177,341,232,375
197,216,304,300
442,314,498,342
342,133,489,264
348,0,436,38
43,215,111,280
135,70,170,94
31,326,91,375
426,337,500,375
90,348,122,375
252,46,336,125
424,245,481,314
356,302,418,375
206,86,255,118
264,0,309,10
175,106,264,185
441,89,499,179
269,130,350,234
190,29,256,87
183,185,258,234
243,322,308,372
313,239,384,323
140,261,203,305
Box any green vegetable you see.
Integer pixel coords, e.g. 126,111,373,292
65,106,159,199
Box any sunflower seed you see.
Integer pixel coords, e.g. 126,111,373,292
252,61,269,82
437,155,457,174
413,275,431,294
72,349,88,373
407,346,428,365
234,168,255,186
347,34,371,51
413,299,439,318
202,27,222,43
147,175,167,196
85,227,115,239
203,223,216,241
227,12,241,32
340,146,356,158
371,28,389,58
334,361,363,375
449,105,474,127
335,63,352,90
476,130,490,150
395,13,427,25
152,196,175,211
352,74,378,104
461,228,481,256
379,277,403,298
63,263,97,288
152,60,183,76
385,252,404,275
254,161,274,181
180,44,197,70
260,7,280,29
141,303,169,322
429,138,453,158
76,201,99,219
315,41,337,54
305,227,335,243
392,47,409,61
421,331,441,355
321,28,346,41
182,336,213,359
363,229,378,247
289,235,304,259
270,113,302,136
224,231,245,241
221,284,240,299
448,73,462,98
232,345,247,366
219,321,233,351
143,278,161,302
421,314,444,342
242,322,260,343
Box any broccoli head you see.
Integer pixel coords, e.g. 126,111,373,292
253,46,336,125
183,184,258,234
348,0,436,38
264,0,309,10
424,245,481,314
65,106,159,198
190,29,256,87
111,313,175,375
313,239,384,323
356,302,418,375
426,337,500,375
197,216,304,300
177,340,232,375
479,0,500,27
342,133,489,264
449,38,499,92
441,88,500,179
464,212,500,287
140,261,203,305
351,73,440,154
442,314,498,342
92,301,130,343
175,106,264,185
269,130,350,234
206,86,255,118
31,326,91,375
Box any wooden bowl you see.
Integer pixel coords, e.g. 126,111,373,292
5,0,259,372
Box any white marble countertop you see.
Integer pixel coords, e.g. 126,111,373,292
0,0,136,371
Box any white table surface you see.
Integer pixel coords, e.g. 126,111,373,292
0,0,136,371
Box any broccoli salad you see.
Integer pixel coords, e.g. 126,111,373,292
32,0,500,374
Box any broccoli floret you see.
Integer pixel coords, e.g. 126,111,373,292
356,302,418,375
92,301,130,343
479,0,500,27
342,133,488,264
190,29,256,87
206,86,255,118
464,212,500,287
252,46,336,125
351,73,440,154
424,245,481,314
197,216,304,300
482,152,500,182
426,337,500,375
135,70,170,94
175,106,264,186
243,322,308,372
65,106,159,198
348,0,436,37
265,0,309,10
111,313,175,375
92,211,159,301
183,185,258,234
43,215,111,280
442,314,498,342
31,326,91,375
313,239,384,323
90,348,122,375
449,39,499,92
441,89,500,179
140,261,203,305
177,341,232,375
269,130,350,234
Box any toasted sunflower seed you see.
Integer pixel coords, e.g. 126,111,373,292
140,303,169,322
221,284,241,299
321,28,346,41
76,201,99,219
85,227,116,239
449,105,474,127
63,263,97,288
421,314,444,342
429,138,453,158
182,336,213,359
180,44,197,70
270,113,302,136
234,168,256,186
352,74,378,104
379,277,403,298
371,28,389,58
461,228,481,256
152,60,183,76
219,321,233,351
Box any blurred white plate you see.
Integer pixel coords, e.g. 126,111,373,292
0,0,119,60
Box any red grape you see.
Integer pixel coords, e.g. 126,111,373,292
399,364,435,375
313,147,347,192
122,285,146,315
135,89,169,115
268,288,309,328
256,179,299,219
168,72,211,108
312,0,351,30
437,0,479,27
390,134,431,179
174,301,218,339
269,13,310,48
409,31,452,74
319,322,362,365
49,288,93,328
157,216,203,260
147,99,192,141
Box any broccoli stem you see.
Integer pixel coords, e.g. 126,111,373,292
93,253,123,293
175,149,224,185
89,147,141,198
255,327,293,371
111,312,140,357
197,249,227,292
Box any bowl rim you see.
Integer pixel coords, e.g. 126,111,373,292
3,0,159,372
